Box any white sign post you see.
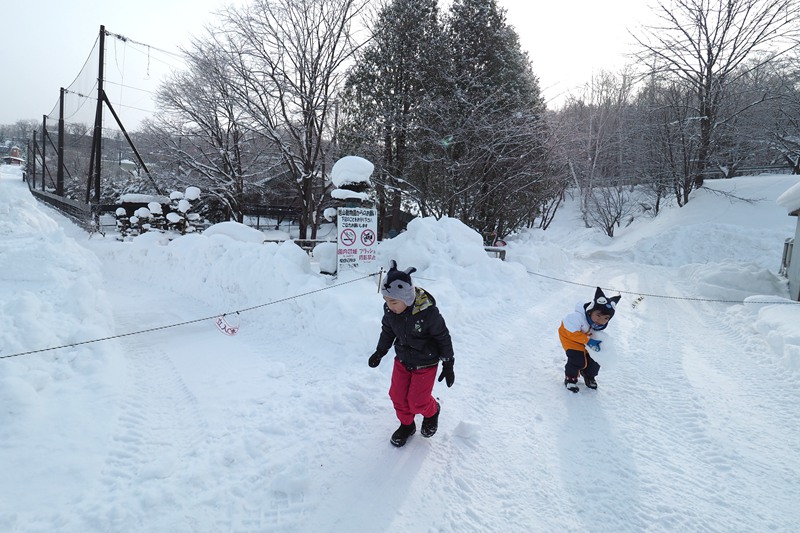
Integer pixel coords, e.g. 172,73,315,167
337,207,378,272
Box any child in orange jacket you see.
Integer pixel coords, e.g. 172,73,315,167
558,287,621,393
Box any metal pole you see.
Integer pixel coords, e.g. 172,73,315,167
89,25,106,203
95,26,106,202
40,115,47,191
57,87,65,196
30,131,37,188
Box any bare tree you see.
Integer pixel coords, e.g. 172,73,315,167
11,120,39,141
586,185,638,237
147,33,275,223
221,0,369,239
759,55,800,173
556,69,635,226
634,0,800,190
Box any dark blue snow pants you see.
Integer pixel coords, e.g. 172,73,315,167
564,349,600,380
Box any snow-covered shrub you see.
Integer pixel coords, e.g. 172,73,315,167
165,187,203,235
114,207,134,239
114,187,203,239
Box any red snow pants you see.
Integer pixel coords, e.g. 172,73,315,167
389,358,439,425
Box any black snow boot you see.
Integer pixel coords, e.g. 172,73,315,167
583,374,598,390
421,401,441,438
564,376,579,393
390,421,416,447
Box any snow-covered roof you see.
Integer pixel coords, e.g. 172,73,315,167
776,181,800,215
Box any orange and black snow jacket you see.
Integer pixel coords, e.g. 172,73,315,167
558,302,592,352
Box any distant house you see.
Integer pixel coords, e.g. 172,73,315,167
777,182,800,300
2,145,24,165
2,156,24,165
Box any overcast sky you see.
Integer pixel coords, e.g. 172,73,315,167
0,0,653,129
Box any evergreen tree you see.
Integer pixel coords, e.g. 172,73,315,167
341,0,551,240
340,0,447,237
434,0,548,239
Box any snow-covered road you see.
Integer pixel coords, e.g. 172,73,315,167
3,165,799,532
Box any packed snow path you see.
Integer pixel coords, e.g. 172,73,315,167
72,234,800,531
2,168,799,532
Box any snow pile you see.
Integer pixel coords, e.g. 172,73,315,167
203,220,267,243
777,179,800,213
115,232,322,332
0,165,123,516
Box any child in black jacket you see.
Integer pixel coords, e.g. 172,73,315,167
368,260,455,447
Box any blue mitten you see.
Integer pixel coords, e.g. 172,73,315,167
587,338,602,352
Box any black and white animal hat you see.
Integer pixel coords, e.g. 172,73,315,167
584,286,621,318
381,260,417,306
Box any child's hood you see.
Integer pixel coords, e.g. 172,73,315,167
562,303,590,333
411,286,436,315
584,286,621,318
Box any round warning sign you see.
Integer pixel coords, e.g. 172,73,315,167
361,229,376,246
340,228,356,246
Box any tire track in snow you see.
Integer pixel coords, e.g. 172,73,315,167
585,263,798,532
674,296,800,530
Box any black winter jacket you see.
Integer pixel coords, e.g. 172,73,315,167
376,287,454,369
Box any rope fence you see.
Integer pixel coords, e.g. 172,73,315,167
0,272,380,361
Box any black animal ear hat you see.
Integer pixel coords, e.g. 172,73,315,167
381,260,417,306
584,286,621,318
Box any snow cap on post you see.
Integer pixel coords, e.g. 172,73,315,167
330,155,374,188
381,260,417,307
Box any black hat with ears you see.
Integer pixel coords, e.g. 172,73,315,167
584,286,621,319
381,260,417,306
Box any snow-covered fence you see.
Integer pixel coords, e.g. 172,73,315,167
484,246,507,261
263,238,335,253
243,205,301,229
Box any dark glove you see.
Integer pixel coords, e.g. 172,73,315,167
438,359,455,387
368,350,386,368
587,338,602,352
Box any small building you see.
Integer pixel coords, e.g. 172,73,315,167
777,182,800,300
3,155,24,165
